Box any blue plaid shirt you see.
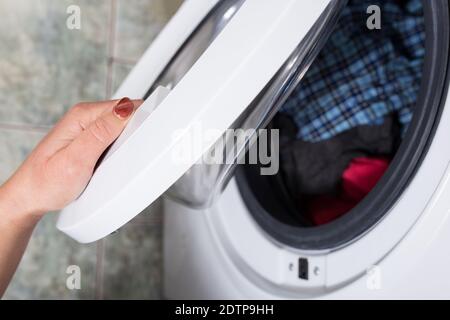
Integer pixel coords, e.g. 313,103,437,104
280,0,425,142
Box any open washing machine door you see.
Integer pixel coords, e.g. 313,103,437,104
57,0,346,243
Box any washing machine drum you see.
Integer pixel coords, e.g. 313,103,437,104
236,0,450,250
56,0,450,246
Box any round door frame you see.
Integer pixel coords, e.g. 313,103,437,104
207,0,450,293
235,0,450,251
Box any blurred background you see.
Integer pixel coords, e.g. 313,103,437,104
0,0,183,299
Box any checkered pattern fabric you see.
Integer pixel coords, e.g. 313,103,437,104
280,0,425,142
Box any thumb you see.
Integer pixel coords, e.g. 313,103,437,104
66,97,137,169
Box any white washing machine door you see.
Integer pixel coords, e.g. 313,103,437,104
57,0,345,243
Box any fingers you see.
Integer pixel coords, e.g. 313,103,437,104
39,99,143,157
68,99,143,127
62,98,141,171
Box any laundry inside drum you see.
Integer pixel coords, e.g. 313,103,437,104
237,0,427,232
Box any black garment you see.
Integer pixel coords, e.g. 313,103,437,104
272,114,401,197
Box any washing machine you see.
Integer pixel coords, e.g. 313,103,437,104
56,0,450,299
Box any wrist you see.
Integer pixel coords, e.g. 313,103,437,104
0,180,44,227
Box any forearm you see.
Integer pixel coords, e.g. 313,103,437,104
0,182,42,297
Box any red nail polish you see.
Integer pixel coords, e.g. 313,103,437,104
114,97,134,119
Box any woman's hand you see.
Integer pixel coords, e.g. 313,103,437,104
1,98,142,218
0,98,142,296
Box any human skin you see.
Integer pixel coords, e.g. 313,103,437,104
0,98,143,297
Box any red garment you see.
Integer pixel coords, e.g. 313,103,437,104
307,157,390,225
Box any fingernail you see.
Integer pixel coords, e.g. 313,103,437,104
114,97,134,119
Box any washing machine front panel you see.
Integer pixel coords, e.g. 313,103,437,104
57,0,340,243
163,0,450,296
157,0,450,299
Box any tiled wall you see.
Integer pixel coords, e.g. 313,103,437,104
0,0,183,299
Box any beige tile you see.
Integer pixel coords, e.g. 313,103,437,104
0,0,110,127
100,204,163,300
114,0,183,61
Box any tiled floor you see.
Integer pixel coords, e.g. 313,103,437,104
0,0,182,299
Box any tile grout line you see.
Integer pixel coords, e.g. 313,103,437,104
95,239,106,300
95,0,118,300
110,56,138,66
0,122,51,134
105,0,118,99
105,56,114,99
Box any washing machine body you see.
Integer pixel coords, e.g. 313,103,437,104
161,0,450,299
